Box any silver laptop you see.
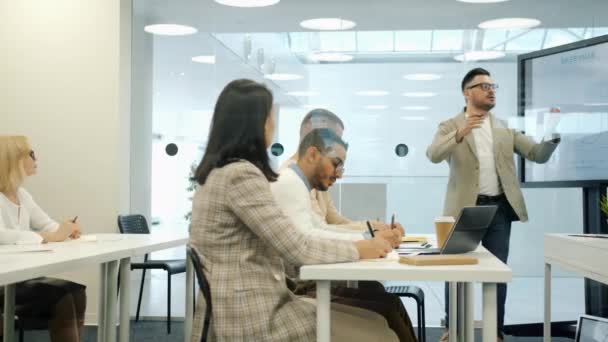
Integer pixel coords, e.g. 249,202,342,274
576,315,608,342
417,205,498,255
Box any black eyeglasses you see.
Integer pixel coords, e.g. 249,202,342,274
29,150,37,161
467,83,499,91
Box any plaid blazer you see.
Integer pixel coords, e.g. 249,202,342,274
426,112,558,222
189,160,358,342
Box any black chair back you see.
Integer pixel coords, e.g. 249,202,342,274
187,246,212,342
117,214,150,234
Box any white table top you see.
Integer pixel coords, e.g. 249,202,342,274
545,233,608,249
0,233,188,286
300,245,512,283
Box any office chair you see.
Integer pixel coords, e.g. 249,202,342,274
117,214,186,334
187,246,212,342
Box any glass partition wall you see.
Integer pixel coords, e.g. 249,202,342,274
132,0,608,326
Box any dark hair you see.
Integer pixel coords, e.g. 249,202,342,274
298,128,348,157
461,67,491,92
299,108,345,137
194,79,278,185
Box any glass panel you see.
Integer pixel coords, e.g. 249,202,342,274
394,30,432,51
505,29,545,51
319,31,356,51
483,29,508,50
544,29,577,48
432,30,463,51
356,31,394,51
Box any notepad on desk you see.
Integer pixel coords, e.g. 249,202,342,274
401,236,428,243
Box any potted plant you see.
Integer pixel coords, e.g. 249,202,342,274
601,195,608,223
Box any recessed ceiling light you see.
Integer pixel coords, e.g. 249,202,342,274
457,0,509,3
263,73,303,81
401,106,431,111
401,116,427,121
479,17,541,30
402,92,437,97
300,18,356,31
365,105,388,110
403,74,442,81
214,0,280,7
144,24,198,36
192,55,216,64
287,91,319,97
454,50,505,62
355,90,390,97
310,52,353,62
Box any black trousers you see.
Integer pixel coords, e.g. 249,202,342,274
444,194,514,337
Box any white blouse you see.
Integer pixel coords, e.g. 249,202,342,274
0,188,59,244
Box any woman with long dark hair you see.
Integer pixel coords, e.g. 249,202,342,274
189,79,397,341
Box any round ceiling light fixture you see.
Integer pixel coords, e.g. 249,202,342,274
300,18,356,31
454,50,506,62
401,106,431,111
355,90,390,97
310,52,354,62
402,92,437,98
214,0,280,7
403,73,442,81
263,73,304,81
479,17,541,29
144,24,198,36
191,55,216,64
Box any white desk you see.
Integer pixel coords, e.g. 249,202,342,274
300,246,512,342
544,234,608,342
0,233,192,342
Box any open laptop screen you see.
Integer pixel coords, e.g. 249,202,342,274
576,315,608,342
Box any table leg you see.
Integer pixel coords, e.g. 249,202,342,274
458,283,465,342
317,280,331,342
98,263,107,342
3,284,15,342
448,282,457,342
544,263,551,342
482,283,497,342
119,258,131,342
185,257,194,342
464,283,474,342
106,260,119,342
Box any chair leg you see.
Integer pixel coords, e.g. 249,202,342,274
416,298,423,341
420,299,426,342
167,273,172,334
136,268,146,322
193,276,196,315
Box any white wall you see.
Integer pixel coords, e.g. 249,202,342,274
0,0,132,324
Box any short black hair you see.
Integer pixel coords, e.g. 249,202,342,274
461,67,491,92
194,79,278,185
298,128,348,158
299,108,344,138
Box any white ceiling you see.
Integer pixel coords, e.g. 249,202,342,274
134,0,608,32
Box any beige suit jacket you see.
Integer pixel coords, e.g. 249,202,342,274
426,112,558,222
189,161,358,341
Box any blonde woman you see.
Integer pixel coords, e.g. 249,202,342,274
0,136,86,342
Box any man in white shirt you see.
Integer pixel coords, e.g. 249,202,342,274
427,68,560,342
271,128,416,341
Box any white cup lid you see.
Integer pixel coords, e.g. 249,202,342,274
434,216,455,223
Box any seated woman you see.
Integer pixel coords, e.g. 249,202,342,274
0,136,86,342
189,79,398,342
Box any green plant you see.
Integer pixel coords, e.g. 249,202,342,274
601,195,608,216
185,162,198,221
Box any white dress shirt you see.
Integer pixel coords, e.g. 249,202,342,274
0,188,59,244
470,114,503,196
270,165,366,241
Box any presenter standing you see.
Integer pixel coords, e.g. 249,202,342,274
426,68,560,341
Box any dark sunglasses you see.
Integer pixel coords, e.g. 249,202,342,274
29,150,37,161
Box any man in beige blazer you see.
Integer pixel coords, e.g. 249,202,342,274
427,68,560,341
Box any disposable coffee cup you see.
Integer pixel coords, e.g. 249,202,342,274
434,216,456,248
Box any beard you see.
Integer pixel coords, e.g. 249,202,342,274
310,163,330,191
